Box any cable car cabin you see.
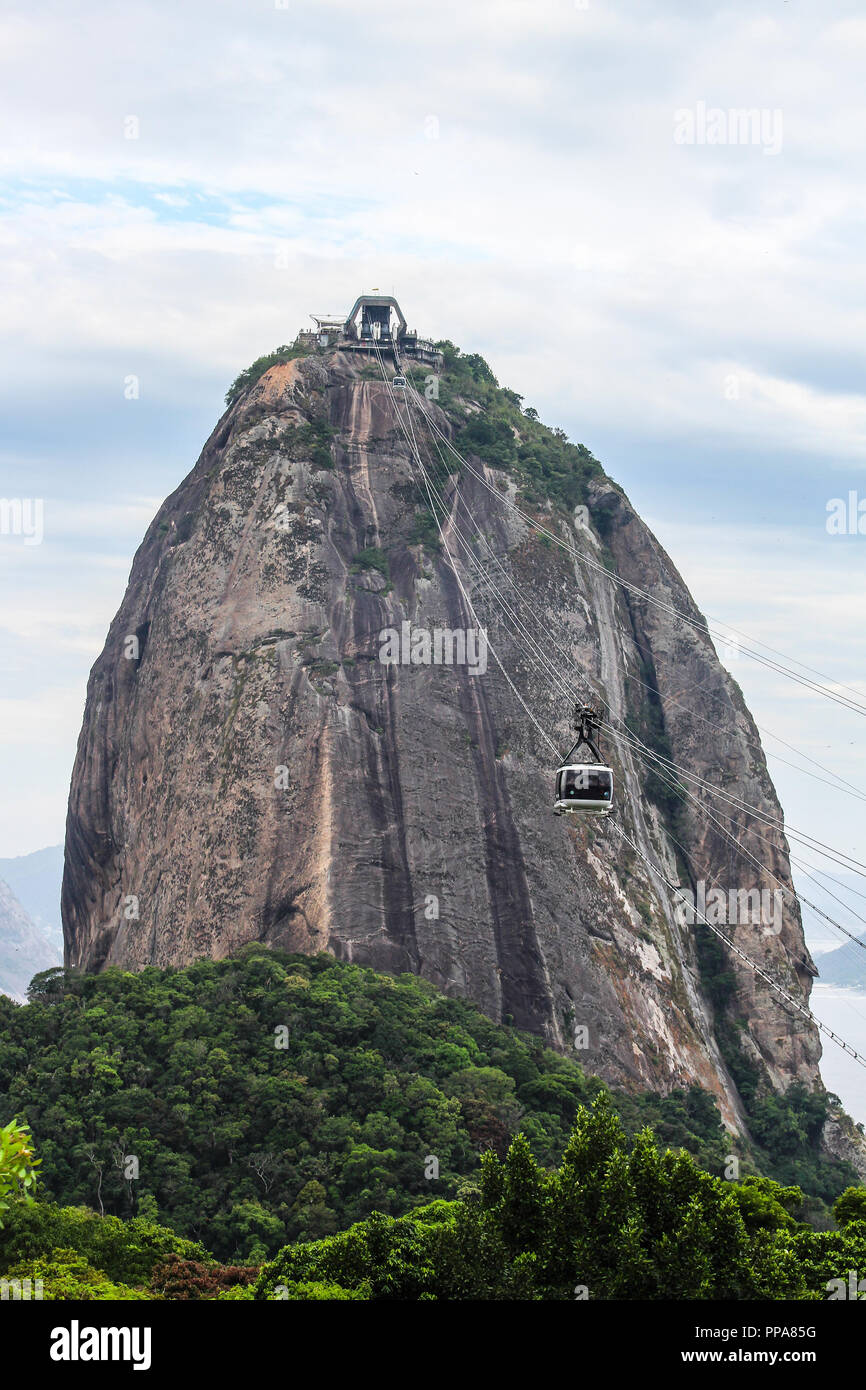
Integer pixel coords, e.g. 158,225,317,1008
554,703,613,816
392,374,407,389
554,763,614,816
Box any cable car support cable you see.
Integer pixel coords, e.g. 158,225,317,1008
368,342,866,1061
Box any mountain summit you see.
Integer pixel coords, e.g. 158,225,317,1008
63,317,826,1134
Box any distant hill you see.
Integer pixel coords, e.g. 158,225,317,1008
799,871,866,991
0,845,63,952
816,934,866,991
0,876,60,1001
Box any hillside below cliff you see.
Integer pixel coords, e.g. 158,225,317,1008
63,336,831,1141
2,950,858,1264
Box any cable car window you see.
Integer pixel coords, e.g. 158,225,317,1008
563,768,612,800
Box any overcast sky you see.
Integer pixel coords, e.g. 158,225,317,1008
2,1,865,1000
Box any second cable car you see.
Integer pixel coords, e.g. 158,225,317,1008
554,702,614,816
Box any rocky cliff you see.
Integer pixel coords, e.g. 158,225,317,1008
62,345,823,1131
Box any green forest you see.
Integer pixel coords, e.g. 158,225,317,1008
1,948,865,1300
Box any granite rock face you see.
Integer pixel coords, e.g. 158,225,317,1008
63,351,822,1128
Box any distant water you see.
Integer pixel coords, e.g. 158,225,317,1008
811,982,866,1126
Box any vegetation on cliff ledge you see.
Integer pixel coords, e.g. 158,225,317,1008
410,340,609,515
224,337,609,516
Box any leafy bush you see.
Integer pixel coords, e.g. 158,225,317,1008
149,1253,258,1300
2,1248,154,1301
256,1097,815,1301
729,1175,804,1232
0,1201,208,1285
265,1278,369,1300
0,1120,39,1224
295,419,335,469
834,1185,866,1227
423,343,605,515
407,510,441,552
350,547,389,577
792,1221,866,1298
